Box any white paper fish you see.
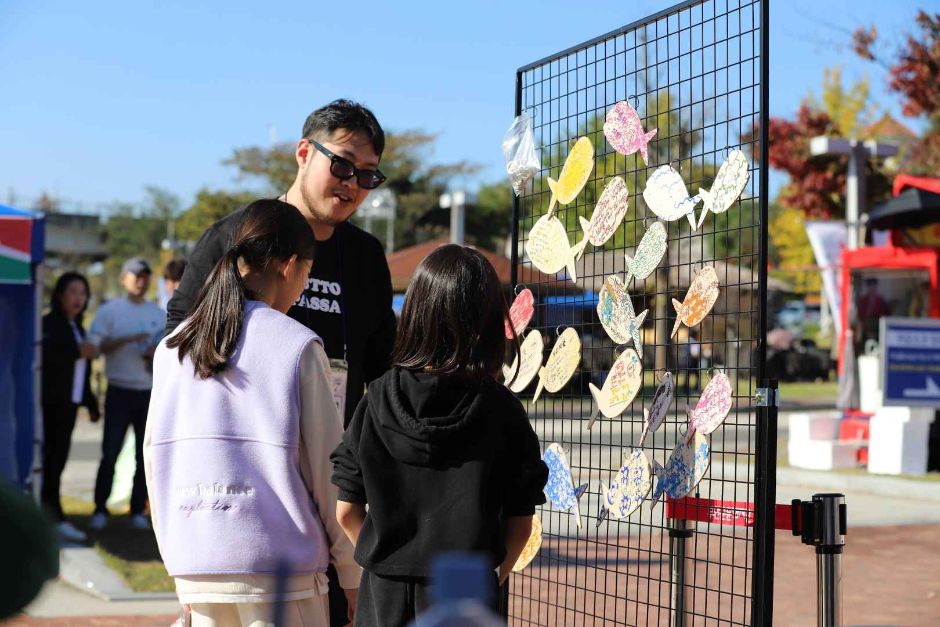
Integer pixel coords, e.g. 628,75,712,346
543,443,588,528
571,176,629,260
643,165,700,230
639,370,674,446
546,137,594,216
671,265,720,338
596,449,652,525
532,328,581,405
697,149,750,230
650,432,710,505
624,221,668,285
603,100,658,165
586,347,642,430
597,275,648,353
525,213,578,283
503,330,544,394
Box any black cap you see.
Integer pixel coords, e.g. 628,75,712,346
121,257,152,276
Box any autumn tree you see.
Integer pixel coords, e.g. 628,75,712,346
853,11,940,174
768,70,890,220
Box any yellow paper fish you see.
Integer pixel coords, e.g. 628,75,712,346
546,137,594,215
532,328,581,405
671,266,720,338
512,515,542,572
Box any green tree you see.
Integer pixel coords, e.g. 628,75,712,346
100,187,181,296
175,188,258,242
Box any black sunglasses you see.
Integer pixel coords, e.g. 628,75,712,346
308,140,386,190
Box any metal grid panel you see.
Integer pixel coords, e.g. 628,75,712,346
509,0,771,624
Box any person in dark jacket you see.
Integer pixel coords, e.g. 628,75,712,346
41,272,99,542
165,98,396,625
331,245,549,627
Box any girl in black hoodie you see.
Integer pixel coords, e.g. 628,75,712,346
331,244,548,626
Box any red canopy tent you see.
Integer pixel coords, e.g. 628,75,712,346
837,246,940,374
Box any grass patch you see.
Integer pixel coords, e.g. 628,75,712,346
61,496,173,593
777,381,837,403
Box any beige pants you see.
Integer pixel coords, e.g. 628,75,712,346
189,594,330,627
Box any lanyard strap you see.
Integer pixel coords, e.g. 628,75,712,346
335,227,349,362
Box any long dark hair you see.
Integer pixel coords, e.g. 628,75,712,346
392,244,518,380
167,199,316,379
50,272,91,325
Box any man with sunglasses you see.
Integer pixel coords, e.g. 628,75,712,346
166,99,396,626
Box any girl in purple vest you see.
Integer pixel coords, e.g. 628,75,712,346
330,244,548,626
145,199,359,627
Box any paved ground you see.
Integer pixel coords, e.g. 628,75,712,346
8,410,939,625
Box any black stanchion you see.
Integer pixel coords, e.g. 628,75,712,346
668,517,692,627
791,493,847,627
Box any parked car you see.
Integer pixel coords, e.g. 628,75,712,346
764,331,831,382
775,299,821,330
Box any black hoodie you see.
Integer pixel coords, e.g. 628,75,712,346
330,367,548,578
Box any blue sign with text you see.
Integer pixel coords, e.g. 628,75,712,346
881,317,940,408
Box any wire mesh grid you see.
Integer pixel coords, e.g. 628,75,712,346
508,0,770,624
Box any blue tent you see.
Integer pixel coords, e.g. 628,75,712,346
0,205,45,491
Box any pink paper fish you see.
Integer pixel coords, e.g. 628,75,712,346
686,371,733,441
603,101,658,166
504,288,535,339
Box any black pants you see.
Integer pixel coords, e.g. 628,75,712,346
356,571,433,627
41,402,79,522
356,570,501,627
93,386,150,516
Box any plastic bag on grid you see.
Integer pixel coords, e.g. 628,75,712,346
502,112,540,196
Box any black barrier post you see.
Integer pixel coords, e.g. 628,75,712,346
791,494,847,626
668,517,692,627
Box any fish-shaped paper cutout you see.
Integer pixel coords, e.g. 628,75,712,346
503,330,544,394
671,265,720,338
643,165,700,230
586,348,642,430
571,176,629,259
624,221,668,285
597,275,648,353
639,371,674,446
650,432,710,504
687,371,733,439
546,137,594,215
512,515,542,572
597,449,652,524
603,101,658,166
525,213,578,283
532,328,581,404
697,149,750,230
504,288,535,339
543,443,587,528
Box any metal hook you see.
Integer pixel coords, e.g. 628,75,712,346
658,368,670,382
627,94,640,110
523,104,539,119
515,284,527,296
555,325,564,338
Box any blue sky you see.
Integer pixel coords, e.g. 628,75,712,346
0,0,927,213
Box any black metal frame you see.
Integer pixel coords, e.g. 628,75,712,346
509,0,772,624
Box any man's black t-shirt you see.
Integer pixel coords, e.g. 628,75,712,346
289,233,345,361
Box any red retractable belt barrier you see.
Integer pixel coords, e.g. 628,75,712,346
666,496,794,531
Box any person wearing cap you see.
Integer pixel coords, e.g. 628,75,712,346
87,257,166,530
